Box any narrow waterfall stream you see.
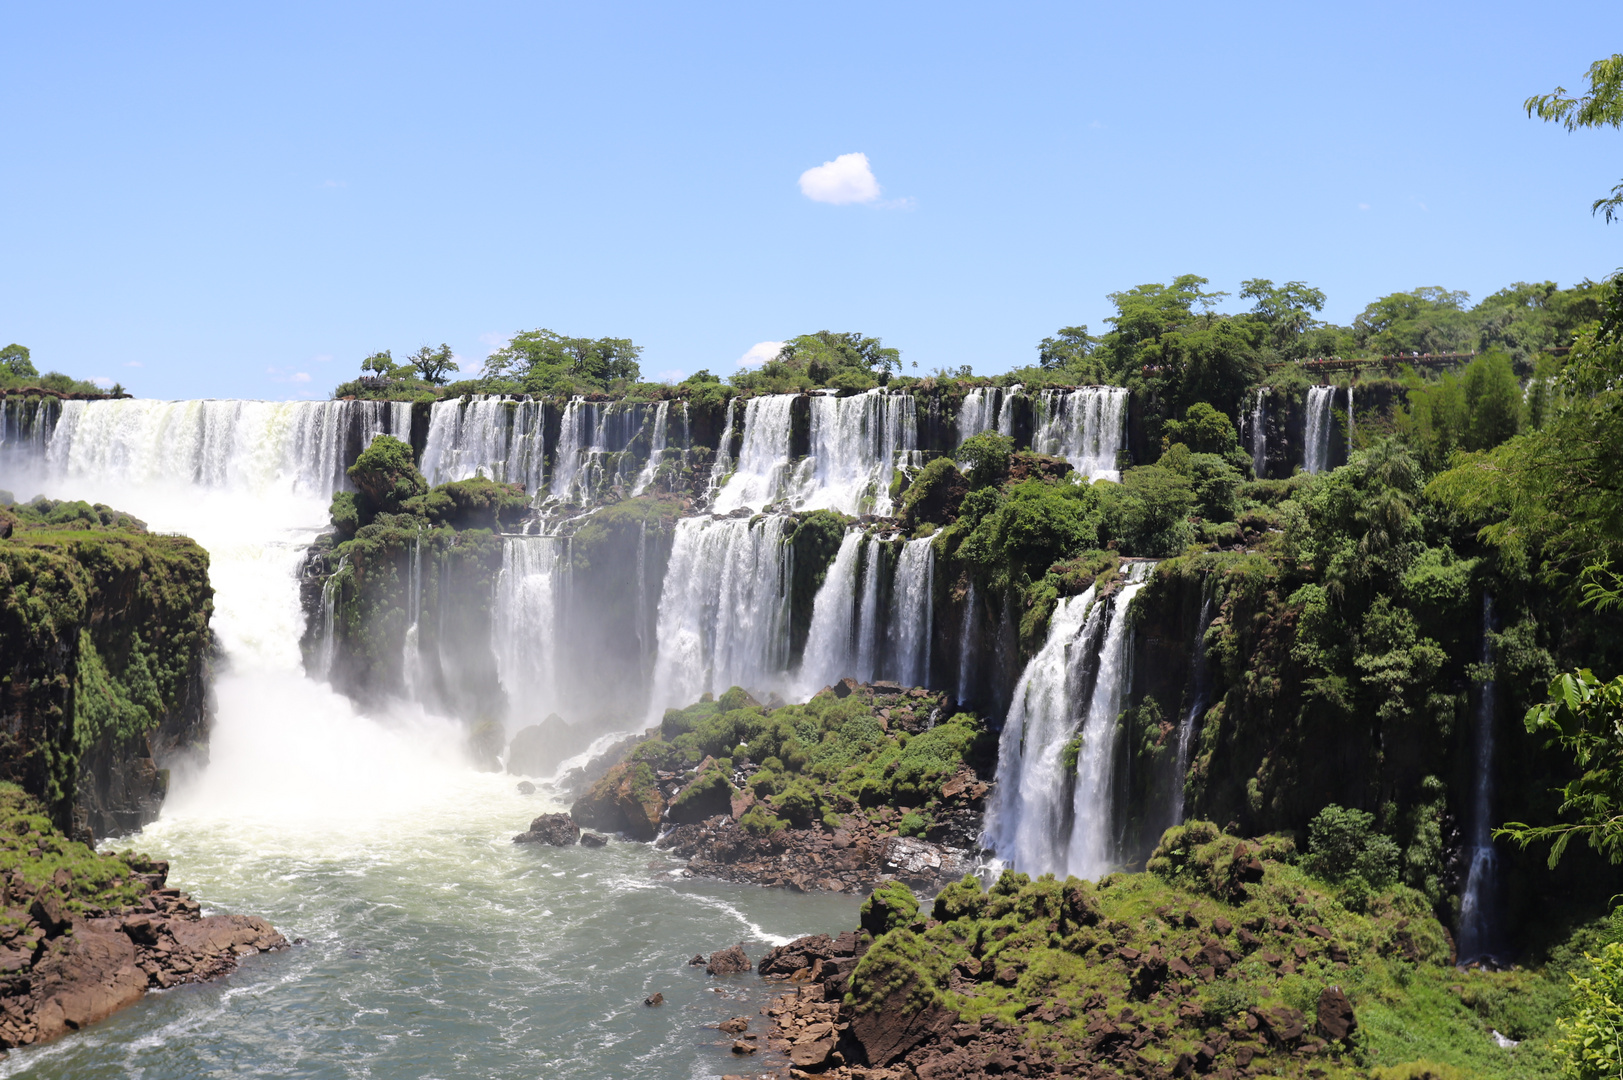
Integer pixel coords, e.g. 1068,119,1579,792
1304,386,1335,474
983,563,1151,880
1031,387,1129,482
1458,595,1502,965
1249,388,1268,476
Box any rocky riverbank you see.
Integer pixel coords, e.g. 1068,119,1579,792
693,820,1558,1080
0,783,286,1053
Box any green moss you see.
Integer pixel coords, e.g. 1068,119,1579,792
0,782,150,916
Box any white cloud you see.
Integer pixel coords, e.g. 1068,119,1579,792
265,366,313,384
312,353,333,364
293,372,311,383
799,152,881,205
89,376,113,388
738,341,786,368
321,179,346,189
1358,202,1371,211
480,331,512,354
124,360,143,368
657,369,687,384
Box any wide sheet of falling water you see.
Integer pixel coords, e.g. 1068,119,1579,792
0,470,858,1080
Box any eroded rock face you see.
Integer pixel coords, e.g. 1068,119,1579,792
0,877,288,1050
848,981,958,1067
512,813,580,846
1316,984,1356,1040
571,761,664,841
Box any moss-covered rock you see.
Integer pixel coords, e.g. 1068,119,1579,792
0,503,212,838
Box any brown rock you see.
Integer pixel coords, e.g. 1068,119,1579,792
788,1039,833,1068
718,1016,748,1033
833,678,860,698
570,760,665,841
849,979,958,1066
579,832,608,848
30,893,69,937
644,992,664,1006
688,954,707,966
731,1039,757,1055
706,943,751,976
1316,985,1356,1041
513,813,580,846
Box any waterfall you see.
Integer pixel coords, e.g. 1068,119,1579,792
646,514,791,713
1032,387,1129,481
958,387,998,441
1249,388,1268,477
853,539,886,681
1458,594,1501,964
956,582,978,705
982,563,1151,880
798,390,917,516
0,397,62,469
359,400,412,451
886,538,934,687
1346,384,1355,456
797,531,863,694
420,397,547,493
493,535,568,723
550,398,593,501
314,554,349,681
35,398,388,497
958,385,1019,443
630,401,670,497
711,395,796,513
982,585,1104,876
1303,386,1335,474
1067,564,1150,879
997,385,1022,438
706,398,737,498
402,533,423,699
1171,596,1215,825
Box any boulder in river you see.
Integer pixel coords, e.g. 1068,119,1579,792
705,943,751,976
570,760,664,841
512,813,580,846
579,832,608,848
507,714,595,778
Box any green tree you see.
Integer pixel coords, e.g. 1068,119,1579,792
1354,287,1474,356
1161,401,1241,457
360,350,406,378
484,330,643,391
1036,325,1104,381
1239,278,1327,356
775,331,901,384
1526,54,1623,223
406,343,458,385
0,344,36,378
1557,942,1623,1080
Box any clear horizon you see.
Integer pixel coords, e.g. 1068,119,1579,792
2,1,1618,399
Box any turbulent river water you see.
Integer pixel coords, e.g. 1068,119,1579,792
0,469,857,1079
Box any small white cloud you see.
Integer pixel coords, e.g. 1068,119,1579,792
1358,202,1371,211
265,365,313,384
480,331,512,353
657,369,687,384
799,152,882,205
876,196,917,212
738,341,786,368
312,353,333,364
321,179,346,188
293,372,311,383
1089,120,1105,129
89,376,113,388
124,360,143,368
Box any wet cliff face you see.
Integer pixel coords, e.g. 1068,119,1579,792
0,500,213,840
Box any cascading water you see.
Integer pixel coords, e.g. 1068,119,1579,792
314,554,348,681
1304,386,1335,474
982,585,1104,876
982,563,1151,880
997,385,1022,438
646,514,792,712
711,395,796,513
0,397,857,1080
1346,384,1355,456
421,396,548,492
630,401,670,496
1067,564,1150,880
886,537,934,687
1031,387,1129,481
1458,594,1501,965
492,535,568,722
957,583,978,705
706,398,737,498
402,532,423,699
798,390,917,515
958,385,1019,443
1171,596,1215,826
798,532,863,695
1249,388,1268,477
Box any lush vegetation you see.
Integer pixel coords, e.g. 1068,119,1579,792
0,342,121,396
0,495,212,834
841,816,1590,1078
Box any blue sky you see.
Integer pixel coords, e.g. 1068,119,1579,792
2,2,1618,399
